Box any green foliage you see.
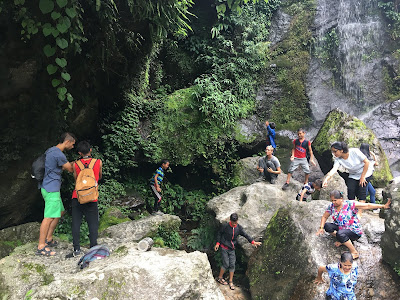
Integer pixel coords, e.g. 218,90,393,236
269,0,315,130
153,223,181,249
379,1,400,40
98,207,131,232
215,0,269,18
187,213,217,250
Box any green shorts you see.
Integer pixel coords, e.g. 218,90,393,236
41,188,65,218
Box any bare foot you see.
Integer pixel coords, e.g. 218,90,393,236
351,252,359,259
334,241,342,247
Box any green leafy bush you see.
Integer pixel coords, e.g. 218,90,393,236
153,223,182,250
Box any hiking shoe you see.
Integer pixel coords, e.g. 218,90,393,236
65,250,81,259
270,178,276,184
45,239,58,247
256,177,265,182
373,209,380,214
282,183,289,190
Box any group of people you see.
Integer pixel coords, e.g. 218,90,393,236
36,132,167,258
252,121,392,298
37,129,391,299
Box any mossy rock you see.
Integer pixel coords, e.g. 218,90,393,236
247,208,309,299
313,109,392,187
98,207,131,233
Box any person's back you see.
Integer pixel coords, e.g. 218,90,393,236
41,146,68,192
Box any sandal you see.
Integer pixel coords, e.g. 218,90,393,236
36,247,56,256
45,239,58,247
216,277,228,285
228,281,235,290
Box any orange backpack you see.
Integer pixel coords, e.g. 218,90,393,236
75,159,98,204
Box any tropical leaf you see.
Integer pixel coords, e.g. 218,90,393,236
56,37,68,49
46,64,58,75
55,57,67,68
39,0,54,14
43,44,56,57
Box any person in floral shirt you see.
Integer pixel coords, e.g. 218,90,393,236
316,190,391,259
315,252,358,300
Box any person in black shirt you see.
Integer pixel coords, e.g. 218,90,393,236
214,213,261,290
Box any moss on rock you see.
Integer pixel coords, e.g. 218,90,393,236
98,207,131,233
247,208,309,299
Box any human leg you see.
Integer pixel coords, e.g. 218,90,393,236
217,247,230,284
300,158,310,184
367,182,376,203
83,202,99,248
38,218,56,255
346,178,358,200
336,229,360,258
71,198,83,251
227,249,236,290
150,184,162,212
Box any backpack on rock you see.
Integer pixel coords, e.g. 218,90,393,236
75,158,98,204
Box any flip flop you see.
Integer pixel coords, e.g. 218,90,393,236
36,247,56,256
216,277,228,285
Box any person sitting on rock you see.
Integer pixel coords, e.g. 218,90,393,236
315,252,358,300
265,120,276,151
282,128,316,190
214,213,261,290
149,159,170,214
296,179,322,201
316,190,391,259
256,145,281,184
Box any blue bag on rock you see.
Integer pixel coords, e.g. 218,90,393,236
77,245,110,269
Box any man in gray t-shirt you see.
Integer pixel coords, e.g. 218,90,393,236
256,146,281,184
36,133,75,257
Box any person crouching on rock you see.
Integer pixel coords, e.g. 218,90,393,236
256,145,281,184
214,213,261,290
316,190,391,259
315,252,358,300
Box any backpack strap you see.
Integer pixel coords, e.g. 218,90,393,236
88,158,97,169
76,160,86,171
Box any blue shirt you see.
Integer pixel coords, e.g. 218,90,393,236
150,167,165,185
326,262,358,300
41,146,68,192
267,125,276,148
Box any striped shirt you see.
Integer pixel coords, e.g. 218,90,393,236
150,167,165,185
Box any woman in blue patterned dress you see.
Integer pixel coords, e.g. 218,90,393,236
315,252,358,300
316,190,391,259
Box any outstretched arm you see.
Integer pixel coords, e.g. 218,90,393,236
322,164,339,187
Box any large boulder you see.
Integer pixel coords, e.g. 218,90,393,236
0,222,40,259
313,109,392,187
207,178,302,257
0,240,223,300
100,213,181,243
247,201,400,300
381,181,400,273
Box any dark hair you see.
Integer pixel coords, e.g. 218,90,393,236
331,141,349,153
269,122,276,129
313,179,322,188
297,128,305,133
161,159,170,166
230,213,238,222
59,132,76,144
76,141,91,155
340,252,353,263
359,143,372,160
330,190,344,199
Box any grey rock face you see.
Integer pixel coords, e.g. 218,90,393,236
309,0,387,121
100,213,181,243
208,178,302,257
247,201,400,300
361,99,400,176
0,222,40,259
0,241,223,300
269,9,292,47
381,182,400,272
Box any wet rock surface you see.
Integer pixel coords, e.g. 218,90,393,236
381,181,400,273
